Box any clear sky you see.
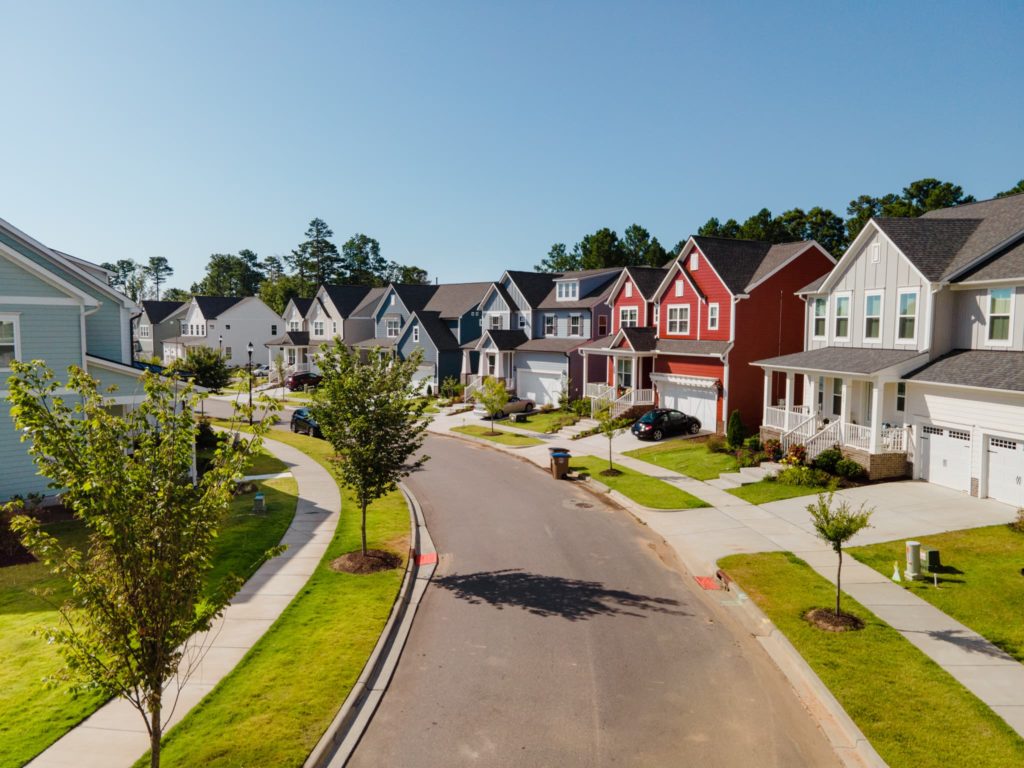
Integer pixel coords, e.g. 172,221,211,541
3,1,1022,290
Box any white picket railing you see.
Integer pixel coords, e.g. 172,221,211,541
765,405,812,431
592,388,655,419
765,406,789,429
805,420,843,461
464,374,483,400
882,426,907,452
585,382,614,400
780,413,817,453
844,423,872,450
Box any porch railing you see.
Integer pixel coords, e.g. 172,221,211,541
805,420,842,461
464,374,483,400
780,413,817,454
593,387,655,419
882,426,907,452
765,405,811,431
585,382,614,400
844,423,872,451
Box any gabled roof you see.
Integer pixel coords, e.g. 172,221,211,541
265,331,310,347
391,283,440,312
617,327,658,352
905,349,1024,393
796,275,828,295
350,286,387,317
406,310,460,351
688,236,817,295
624,266,669,299
505,271,557,308
516,337,588,353
322,284,379,318
479,329,528,351
536,270,619,310
422,282,491,318
193,296,245,319
141,300,185,324
922,192,1024,280
290,297,314,317
957,238,1024,283
872,218,982,281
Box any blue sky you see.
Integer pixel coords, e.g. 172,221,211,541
3,1,1022,289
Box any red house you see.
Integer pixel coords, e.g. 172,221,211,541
580,237,834,431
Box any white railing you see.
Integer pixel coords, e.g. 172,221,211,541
766,405,812,431
882,426,907,452
585,382,614,400
765,406,789,429
780,413,817,453
594,388,655,419
805,420,843,462
844,423,872,450
464,374,483,400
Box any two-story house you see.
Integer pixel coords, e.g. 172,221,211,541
581,237,835,428
133,300,185,361
466,268,620,406
1,215,144,500
162,296,281,368
756,193,1024,504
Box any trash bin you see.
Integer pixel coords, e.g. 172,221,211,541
253,492,266,514
551,451,571,480
547,446,569,456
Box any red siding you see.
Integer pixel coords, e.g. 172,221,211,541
685,247,733,342
611,277,649,333
653,355,726,426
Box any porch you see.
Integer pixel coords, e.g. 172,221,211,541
581,347,656,419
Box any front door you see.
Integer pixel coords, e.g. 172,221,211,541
616,357,633,390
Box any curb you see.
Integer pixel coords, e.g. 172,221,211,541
303,482,436,768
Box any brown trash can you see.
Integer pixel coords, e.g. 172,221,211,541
550,451,571,480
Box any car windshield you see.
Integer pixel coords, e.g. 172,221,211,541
637,411,660,424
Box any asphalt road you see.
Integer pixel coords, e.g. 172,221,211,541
348,435,839,768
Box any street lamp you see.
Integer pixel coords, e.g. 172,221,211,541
219,334,223,354
247,341,255,426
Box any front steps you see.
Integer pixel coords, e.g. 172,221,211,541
562,418,599,439
706,461,782,490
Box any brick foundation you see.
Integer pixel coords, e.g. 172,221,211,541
841,447,909,481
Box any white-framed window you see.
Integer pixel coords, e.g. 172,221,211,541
556,281,579,300
597,315,608,336
201,324,206,335
569,315,582,336
708,303,719,331
287,348,297,365
389,294,396,305
224,346,232,359
487,354,496,376
289,321,301,332
896,382,906,412
544,314,556,336
412,326,419,343
271,324,278,336
812,297,827,339
386,318,400,337
863,290,883,342
832,378,843,415
488,314,502,330
139,324,151,338
653,304,660,327
987,287,1013,344
666,305,690,334
181,321,188,334
816,376,825,413
624,282,633,298
616,357,632,389
833,293,851,341
313,321,324,336
897,288,918,343
675,279,684,297
518,314,527,329
690,252,699,270
619,307,638,328
0,314,20,369
332,322,337,334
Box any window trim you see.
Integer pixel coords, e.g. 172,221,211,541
896,287,919,344
556,281,579,301
385,318,400,338
597,315,608,336
615,357,633,389
624,282,633,298
985,287,1013,347
689,252,699,271
863,289,883,344
833,292,852,342
412,326,419,343
896,381,906,413
674,279,684,297
0,313,21,371
313,320,324,336
569,314,582,336
707,302,719,331
544,314,556,336
488,314,503,330
831,378,843,415
619,306,639,328
666,304,690,335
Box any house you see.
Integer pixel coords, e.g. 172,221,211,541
755,193,1024,503
133,300,185,361
162,296,281,368
465,268,620,406
0,216,144,500
580,238,835,428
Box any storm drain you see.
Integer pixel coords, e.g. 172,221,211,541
565,499,594,509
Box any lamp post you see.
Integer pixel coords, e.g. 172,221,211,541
219,334,223,354
247,341,255,426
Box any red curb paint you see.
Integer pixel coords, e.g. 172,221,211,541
415,552,438,566
694,576,721,591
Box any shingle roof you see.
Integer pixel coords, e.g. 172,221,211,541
516,337,587,353
746,242,811,288
535,271,619,310
872,218,982,281
322,285,378,318
410,311,460,351
655,339,730,356
921,192,1024,278
352,336,398,348
291,297,314,317
958,238,1024,282
265,331,310,347
619,327,658,352
141,300,185,324
351,286,387,317
482,329,528,351
797,275,827,294
754,346,924,374
505,271,556,308
904,349,1024,393
689,237,811,294
423,282,491,318
624,266,669,300
194,296,245,319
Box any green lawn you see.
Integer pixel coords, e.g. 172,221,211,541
0,478,297,768
851,525,1024,663
243,447,289,476
624,439,739,481
452,424,544,447
719,551,1024,768
506,410,578,434
570,455,708,510
139,433,410,767
727,479,832,504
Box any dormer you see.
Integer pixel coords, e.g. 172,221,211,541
554,279,579,302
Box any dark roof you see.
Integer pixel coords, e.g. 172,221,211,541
747,242,812,287
624,266,669,300
516,337,587,353
351,287,387,317
958,238,1024,282
619,327,658,352
505,271,556,308
905,349,1024,393
393,283,441,312
921,192,1024,278
291,297,314,317
409,311,460,351
797,275,827,294
423,282,491,318
754,346,924,374
655,339,730,356
265,331,310,347
141,300,184,324
194,296,244,319
536,271,619,310
872,218,982,281
689,237,811,294
482,329,528,351
322,285,378,318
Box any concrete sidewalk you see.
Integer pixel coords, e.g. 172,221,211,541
428,409,1024,739
28,435,341,768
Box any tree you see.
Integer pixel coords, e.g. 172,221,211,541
272,353,286,389
144,257,174,300
386,263,429,285
996,179,1024,198
594,397,626,474
5,361,275,768
161,287,191,302
698,217,740,239
576,228,626,269
288,218,341,286
261,255,285,279
310,343,429,556
191,252,264,297
535,242,581,272
102,259,149,301
622,224,668,267
341,234,389,285
258,272,307,314
476,376,510,435
179,345,232,392
726,409,745,449
807,493,873,616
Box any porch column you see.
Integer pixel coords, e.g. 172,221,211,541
784,371,795,430
631,357,637,402
582,351,589,391
462,349,470,379
762,369,771,423
869,382,883,453
839,378,850,438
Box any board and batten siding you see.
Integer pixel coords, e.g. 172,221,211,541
535,309,591,339
950,286,1024,352
480,290,510,330
502,277,529,313
374,292,410,338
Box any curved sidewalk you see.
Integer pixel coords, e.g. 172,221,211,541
28,434,341,768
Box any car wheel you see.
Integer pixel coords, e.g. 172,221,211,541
688,422,700,434
652,429,664,441
291,421,299,433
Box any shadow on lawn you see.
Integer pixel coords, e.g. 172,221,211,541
434,568,688,621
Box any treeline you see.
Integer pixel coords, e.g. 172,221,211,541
536,177,1024,272
103,218,428,313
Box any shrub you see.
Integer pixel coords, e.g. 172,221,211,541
743,435,762,452
813,447,843,475
440,376,463,399
777,465,834,488
737,450,768,468
539,403,554,413
1011,509,1024,534
726,410,745,449
835,458,866,481
781,443,807,466
763,438,782,461
569,399,591,418
195,418,223,451
706,434,728,453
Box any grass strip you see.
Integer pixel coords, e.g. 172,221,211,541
452,424,544,447
624,439,739,481
570,455,708,510
719,551,1024,768
504,410,578,434
726,479,831,504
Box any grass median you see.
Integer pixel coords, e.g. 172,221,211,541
726,479,832,504
452,424,544,447
570,455,708,509
624,439,739,481
719,551,1024,768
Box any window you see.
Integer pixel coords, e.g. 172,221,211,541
675,279,684,297
224,324,230,330
390,294,395,305
864,291,882,341
597,315,608,336
0,316,19,368
619,307,638,328
386,318,400,337
896,382,906,412
897,289,918,342
667,306,690,334
616,357,632,389
518,314,527,329
812,298,826,338
332,322,337,334
488,314,502,330
181,321,188,334
569,315,581,336
412,326,419,343
832,378,843,415
224,346,232,359
624,282,633,298
690,252,699,270
653,304,659,327
544,314,556,336
313,321,324,336
816,376,825,413
271,324,278,336
289,321,301,332
708,303,719,330
487,354,496,376
201,324,206,335
556,281,579,300
287,348,296,365
139,324,151,338
833,294,850,340
987,288,1012,343
871,242,881,263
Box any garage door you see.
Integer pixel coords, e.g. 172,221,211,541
657,383,716,431
517,369,562,407
987,436,1024,507
919,425,972,492
411,365,435,394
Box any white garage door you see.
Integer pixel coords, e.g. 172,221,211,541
517,369,562,407
412,365,435,394
658,384,716,431
919,425,972,492
987,436,1024,507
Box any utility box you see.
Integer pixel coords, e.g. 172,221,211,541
551,451,571,480
905,540,922,580
253,492,266,514
922,548,941,571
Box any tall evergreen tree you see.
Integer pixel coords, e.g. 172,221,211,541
144,256,173,300
191,252,265,297
622,224,668,267
996,179,1024,198
288,218,341,286
341,234,389,285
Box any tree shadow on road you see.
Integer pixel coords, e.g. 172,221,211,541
433,569,689,621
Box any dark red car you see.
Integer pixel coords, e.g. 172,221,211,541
285,372,322,391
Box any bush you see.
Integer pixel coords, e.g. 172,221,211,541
196,418,223,451
706,435,728,453
440,376,463,399
737,450,768,468
782,443,807,466
763,438,782,461
726,410,745,449
1011,509,1024,533
835,458,866,481
777,465,834,488
569,399,591,418
813,447,843,475
743,435,762,452
539,403,554,413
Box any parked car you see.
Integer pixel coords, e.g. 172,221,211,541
285,372,322,391
251,364,269,378
290,407,322,438
473,395,535,419
630,408,701,441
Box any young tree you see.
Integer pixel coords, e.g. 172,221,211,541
145,257,174,300
594,397,625,474
476,376,510,435
273,353,286,390
310,343,429,557
179,345,232,392
807,492,873,616
6,362,275,768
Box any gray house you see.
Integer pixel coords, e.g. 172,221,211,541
134,300,185,361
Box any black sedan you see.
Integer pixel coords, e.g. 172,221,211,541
290,407,322,438
631,408,701,441
285,372,322,391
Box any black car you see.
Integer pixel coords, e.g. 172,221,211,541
285,372,322,391
290,407,322,438
631,408,701,441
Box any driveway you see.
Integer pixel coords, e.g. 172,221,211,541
348,435,839,768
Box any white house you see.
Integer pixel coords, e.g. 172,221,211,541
162,296,281,368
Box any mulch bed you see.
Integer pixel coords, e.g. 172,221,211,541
330,548,403,575
804,607,865,632
599,469,624,478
